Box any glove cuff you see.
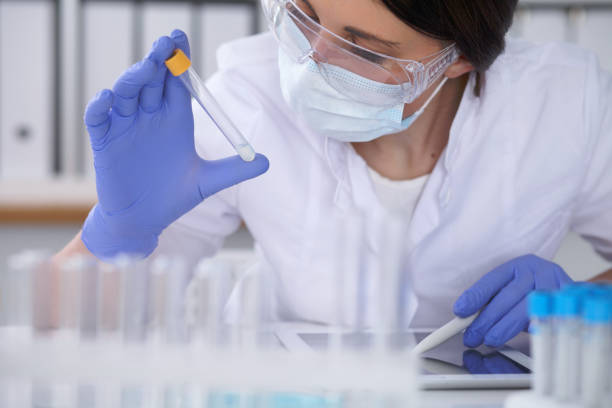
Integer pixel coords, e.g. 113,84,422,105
81,204,158,261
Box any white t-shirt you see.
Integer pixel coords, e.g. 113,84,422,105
368,168,430,218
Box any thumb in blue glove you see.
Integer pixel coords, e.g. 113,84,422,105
453,254,573,348
81,30,269,260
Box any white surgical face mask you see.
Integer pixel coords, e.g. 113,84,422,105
278,47,448,143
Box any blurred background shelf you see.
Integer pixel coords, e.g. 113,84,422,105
0,0,610,279
0,179,95,223
1,0,611,202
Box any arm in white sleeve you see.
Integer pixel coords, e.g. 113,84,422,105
571,57,612,262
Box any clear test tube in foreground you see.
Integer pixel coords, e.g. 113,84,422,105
527,291,553,397
581,294,611,408
165,49,256,162
552,289,581,402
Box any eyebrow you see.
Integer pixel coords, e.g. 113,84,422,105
343,26,401,50
300,0,402,50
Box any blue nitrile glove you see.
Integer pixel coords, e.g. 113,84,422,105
453,254,573,348
81,29,269,260
462,350,525,374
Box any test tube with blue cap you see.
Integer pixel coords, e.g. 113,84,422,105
165,49,256,162
552,287,582,402
581,290,611,408
528,291,553,397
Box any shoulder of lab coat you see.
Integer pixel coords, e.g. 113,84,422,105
569,51,612,261
488,39,612,261
156,33,285,261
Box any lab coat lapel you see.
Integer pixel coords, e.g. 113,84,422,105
326,136,444,256
407,161,444,247
345,146,388,255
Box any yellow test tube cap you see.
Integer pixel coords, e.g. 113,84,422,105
165,49,191,76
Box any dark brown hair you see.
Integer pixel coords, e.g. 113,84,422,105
380,0,518,93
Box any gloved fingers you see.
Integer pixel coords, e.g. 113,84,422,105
532,264,559,290
463,349,525,374
462,350,488,374
198,153,270,199
140,35,177,113
164,30,192,107
111,58,158,117
84,89,114,145
556,270,573,288
483,297,530,348
463,275,531,348
454,260,517,317
482,353,525,374
171,29,191,59
530,259,572,290
145,34,178,65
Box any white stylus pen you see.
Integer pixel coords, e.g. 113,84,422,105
412,312,480,354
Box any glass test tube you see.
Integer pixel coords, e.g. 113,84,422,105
374,214,406,354
3,250,49,339
528,291,553,397
193,258,234,347
151,257,190,344
116,256,149,343
165,49,256,162
581,294,611,408
552,289,582,402
59,255,100,340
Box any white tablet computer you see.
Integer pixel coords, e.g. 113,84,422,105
274,327,532,390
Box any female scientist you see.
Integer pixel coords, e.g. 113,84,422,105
56,0,612,348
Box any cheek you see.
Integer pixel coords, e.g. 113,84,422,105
401,90,427,118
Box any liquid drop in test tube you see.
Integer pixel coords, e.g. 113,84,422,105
165,49,256,162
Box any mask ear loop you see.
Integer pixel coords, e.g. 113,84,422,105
413,76,449,116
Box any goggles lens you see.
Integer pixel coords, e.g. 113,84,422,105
263,0,458,106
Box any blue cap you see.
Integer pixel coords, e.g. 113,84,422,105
528,291,552,318
583,295,612,324
554,289,582,317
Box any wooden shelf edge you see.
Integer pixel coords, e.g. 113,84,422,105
0,205,92,224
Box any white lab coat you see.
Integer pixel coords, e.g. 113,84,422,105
156,32,612,328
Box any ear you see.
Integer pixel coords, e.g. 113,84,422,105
444,55,474,79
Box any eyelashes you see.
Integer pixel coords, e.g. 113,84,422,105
289,1,387,65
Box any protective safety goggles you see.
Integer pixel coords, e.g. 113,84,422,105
261,0,459,107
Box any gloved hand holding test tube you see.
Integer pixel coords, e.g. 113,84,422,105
81,30,268,261
165,49,256,162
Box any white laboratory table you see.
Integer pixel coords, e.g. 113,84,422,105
272,323,530,408
421,389,516,408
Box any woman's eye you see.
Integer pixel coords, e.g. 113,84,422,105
351,46,384,64
293,1,319,23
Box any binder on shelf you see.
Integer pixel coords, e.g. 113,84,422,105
200,3,253,79
82,1,135,179
141,1,192,60
575,10,612,71
0,1,54,181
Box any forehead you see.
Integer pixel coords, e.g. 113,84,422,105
310,0,405,29
306,0,438,51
